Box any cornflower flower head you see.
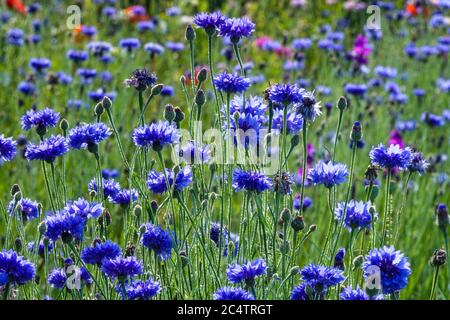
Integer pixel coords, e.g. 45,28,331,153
140,222,174,260
132,121,180,151
229,95,267,118
193,11,227,35
226,258,267,285
271,107,303,134
268,83,303,105
101,256,143,282
363,246,411,294
147,167,193,194
88,178,121,199
307,161,349,188
48,268,67,289
124,68,157,92
25,135,69,163
181,141,211,164
407,152,430,175
213,287,255,300
109,189,139,206
144,42,165,55
119,38,141,52
295,90,322,121
335,200,376,231
369,144,412,169
8,198,39,221
21,107,60,133
300,263,344,293
29,58,51,73
27,239,54,257
125,278,161,300
68,123,112,152
64,198,104,220
232,169,272,193
81,240,122,266
340,286,369,300
290,283,312,300
344,83,368,97
213,72,250,94
0,135,17,166
218,17,255,43
43,211,85,242
0,250,35,285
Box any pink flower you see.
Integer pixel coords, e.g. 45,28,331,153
388,130,405,149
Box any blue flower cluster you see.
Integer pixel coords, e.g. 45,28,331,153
308,161,349,188
140,223,174,260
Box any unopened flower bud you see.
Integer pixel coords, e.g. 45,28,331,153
436,204,449,229
133,205,142,219
350,121,362,142
164,104,175,122
60,118,69,132
10,184,21,197
291,215,305,232
280,208,291,224
38,221,47,235
337,96,347,111
352,255,364,270
15,237,22,252
290,134,300,148
195,89,205,107
151,83,164,96
430,249,446,267
290,266,300,276
174,107,185,123
185,24,196,41
101,96,112,110
197,68,207,82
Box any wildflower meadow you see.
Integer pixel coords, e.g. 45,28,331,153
0,0,449,303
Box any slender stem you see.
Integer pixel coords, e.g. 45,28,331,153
105,107,130,170
332,109,344,163
207,34,222,127
299,121,308,214
381,170,392,246
430,266,440,300
189,39,195,95
42,161,57,213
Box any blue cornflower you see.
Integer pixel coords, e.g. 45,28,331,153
88,178,121,198
77,68,97,84
226,258,267,284
137,20,155,32
17,81,36,96
181,141,211,164
66,49,88,63
290,283,310,300
307,161,349,188
421,112,445,127
64,198,104,220
374,66,397,79
7,28,24,46
57,72,73,85
147,167,193,194
27,239,54,257
213,72,250,94
193,11,227,34
218,17,255,43
102,6,117,17
0,135,17,166
81,240,122,266
119,38,141,52
0,250,35,285
230,95,267,118
44,211,85,242
109,189,139,206
29,58,51,73
407,152,429,175
161,85,174,97
209,222,228,249
369,144,412,169
165,41,185,52
68,123,112,150
340,287,369,300
125,278,161,300
293,194,312,211
213,287,255,300
232,169,272,193
88,41,112,56
268,83,303,105
335,200,376,231
333,248,346,270
25,135,69,162
48,268,67,289
363,246,411,294
102,169,119,179
21,107,60,132
395,120,417,132
300,263,344,292
132,121,180,151
292,38,313,51
144,42,165,55
124,68,157,91
81,25,96,37
8,198,39,221
140,223,174,260
296,90,322,121
88,89,116,102
344,83,368,97
271,107,303,134
101,256,143,281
